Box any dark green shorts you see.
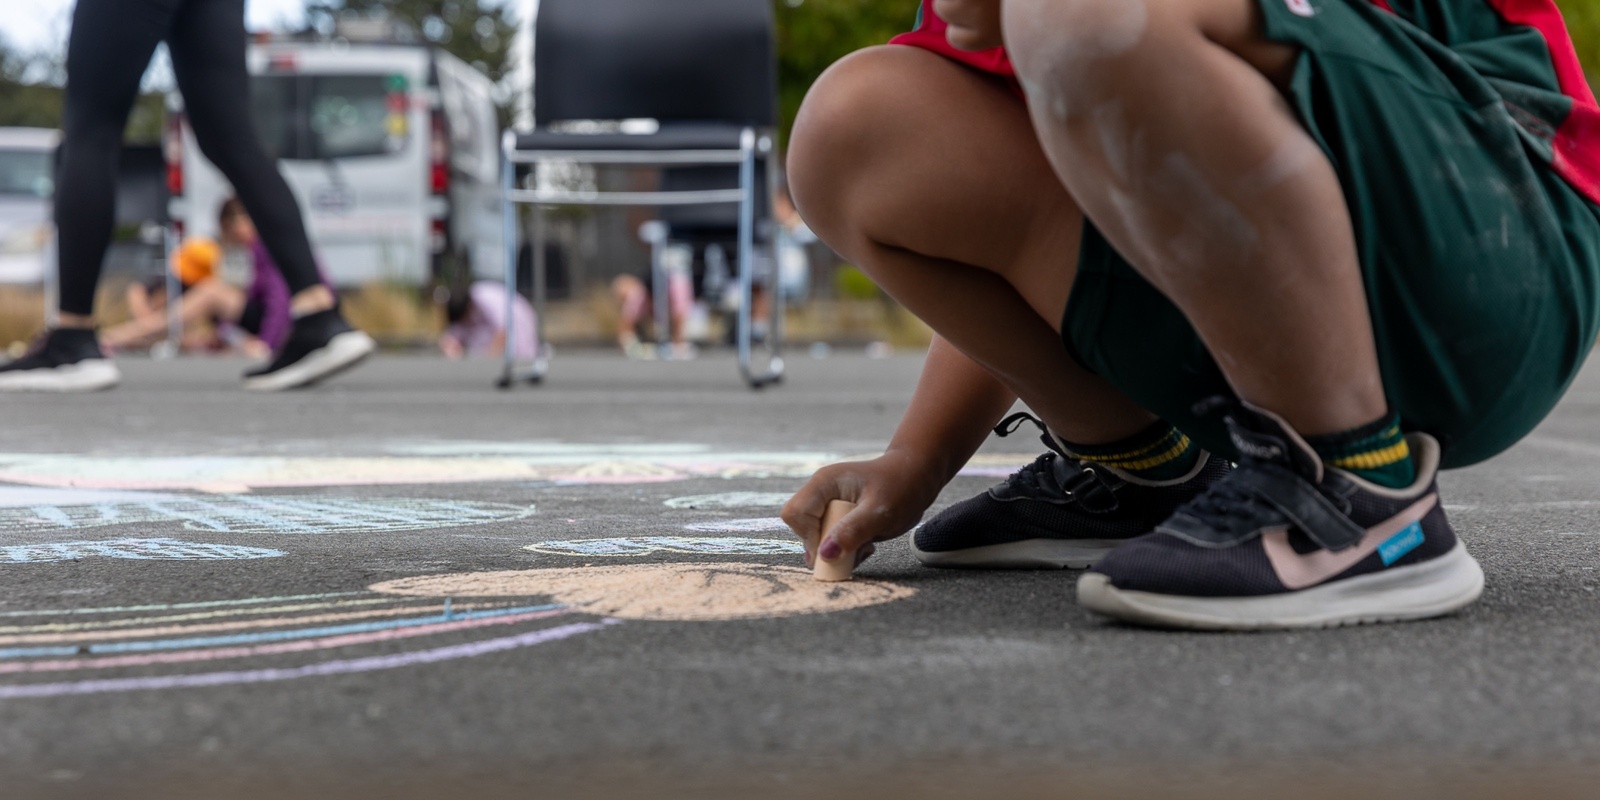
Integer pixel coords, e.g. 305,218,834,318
1062,0,1600,468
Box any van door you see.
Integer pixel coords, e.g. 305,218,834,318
286,69,429,286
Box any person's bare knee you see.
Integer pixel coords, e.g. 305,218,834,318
790,45,1084,324
787,46,915,249
1002,0,1294,111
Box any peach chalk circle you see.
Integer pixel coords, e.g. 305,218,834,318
813,499,857,583
370,563,915,622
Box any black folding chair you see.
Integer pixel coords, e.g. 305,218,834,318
497,0,784,388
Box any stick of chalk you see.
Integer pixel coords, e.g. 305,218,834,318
813,499,858,582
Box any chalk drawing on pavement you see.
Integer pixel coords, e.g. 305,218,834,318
663,492,793,510
372,563,916,622
0,489,534,535
0,538,284,564
526,536,803,557
682,518,790,533
0,449,1033,492
0,592,614,699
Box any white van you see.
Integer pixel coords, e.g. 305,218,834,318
168,35,504,287
0,128,58,285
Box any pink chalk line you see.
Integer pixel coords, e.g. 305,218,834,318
0,619,619,699
0,607,571,676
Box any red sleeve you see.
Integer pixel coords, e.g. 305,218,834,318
888,0,1015,78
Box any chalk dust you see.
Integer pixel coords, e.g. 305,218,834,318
369,563,916,622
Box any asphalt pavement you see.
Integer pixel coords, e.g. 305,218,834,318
3,350,1600,799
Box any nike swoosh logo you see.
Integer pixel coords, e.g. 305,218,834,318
1262,494,1438,590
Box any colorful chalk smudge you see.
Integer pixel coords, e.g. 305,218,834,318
663,492,793,509
0,487,535,535
1,538,284,564
0,440,967,697
0,590,613,698
372,563,917,622
0,560,919,697
526,536,804,557
682,518,790,533
0,448,1032,492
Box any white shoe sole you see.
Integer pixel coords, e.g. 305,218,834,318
1076,541,1484,631
242,331,375,392
911,536,1125,569
0,359,121,392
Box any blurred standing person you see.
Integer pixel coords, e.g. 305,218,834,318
0,0,374,392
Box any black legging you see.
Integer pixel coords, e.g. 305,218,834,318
55,0,319,316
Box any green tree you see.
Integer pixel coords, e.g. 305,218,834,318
306,0,518,84
1561,0,1600,77
0,36,62,129
774,0,915,144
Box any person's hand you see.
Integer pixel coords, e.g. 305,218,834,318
439,335,465,360
934,0,1004,51
781,449,944,569
240,338,270,360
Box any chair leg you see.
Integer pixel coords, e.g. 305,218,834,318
763,136,785,383
158,223,181,360
651,236,669,358
736,129,782,389
528,205,549,383
498,146,518,388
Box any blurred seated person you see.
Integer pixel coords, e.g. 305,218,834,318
611,243,700,360
439,280,539,360
101,198,321,359
114,236,242,354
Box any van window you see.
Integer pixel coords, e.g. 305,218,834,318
310,75,403,158
250,73,409,160
0,149,53,197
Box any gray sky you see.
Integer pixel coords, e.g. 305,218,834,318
2,0,310,54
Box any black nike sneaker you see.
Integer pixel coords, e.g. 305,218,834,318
0,328,120,392
912,413,1230,569
1078,401,1483,630
243,307,374,391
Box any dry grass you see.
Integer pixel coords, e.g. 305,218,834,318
338,282,442,347
0,286,44,352
2,280,935,355
0,281,138,354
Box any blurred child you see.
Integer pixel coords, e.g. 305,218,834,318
101,197,321,362
439,280,539,361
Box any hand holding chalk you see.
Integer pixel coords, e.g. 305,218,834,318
813,499,858,582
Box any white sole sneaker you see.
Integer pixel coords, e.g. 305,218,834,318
0,359,121,392
911,536,1126,569
1076,541,1484,631
242,331,375,392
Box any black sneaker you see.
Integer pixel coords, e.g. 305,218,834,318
242,308,374,391
1078,401,1483,630
912,413,1230,569
0,328,120,392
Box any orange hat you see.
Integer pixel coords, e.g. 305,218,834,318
173,238,220,286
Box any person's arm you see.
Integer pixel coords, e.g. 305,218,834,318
125,282,157,321
935,0,1004,51
438,329,465,359
781,335,1017,566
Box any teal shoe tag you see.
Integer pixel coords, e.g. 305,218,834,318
1378,521,1424,566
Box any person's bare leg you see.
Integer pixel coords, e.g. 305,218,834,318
611,275,647,349
789,45,1152,444
101,280,244,350
1002,0,1384,436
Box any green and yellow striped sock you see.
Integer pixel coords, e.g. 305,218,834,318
1305,414,1415,489
1060,421,1201,483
